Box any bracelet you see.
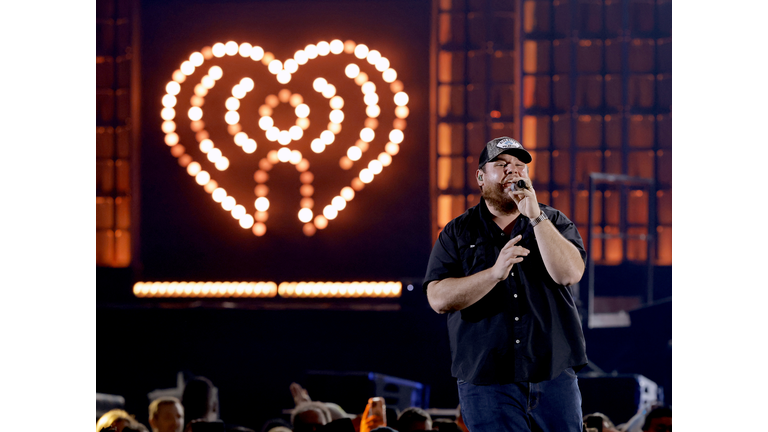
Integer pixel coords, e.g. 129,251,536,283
530,211,548,227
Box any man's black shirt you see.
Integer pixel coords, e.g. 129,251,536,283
423,199,588,384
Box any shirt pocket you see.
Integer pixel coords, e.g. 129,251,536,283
458,239,493,276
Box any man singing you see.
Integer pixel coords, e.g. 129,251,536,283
423,137,588,432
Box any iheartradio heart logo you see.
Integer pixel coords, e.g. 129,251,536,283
160,39,410,237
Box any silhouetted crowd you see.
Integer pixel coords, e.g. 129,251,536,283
96,376,671,432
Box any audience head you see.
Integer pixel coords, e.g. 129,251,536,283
642,406,672,432
324,402,348,421
97,409,139,432
396,407,432,432
432,418,462,432
584,412,619,432
182,377,219,426
291,401,332,432
260,418,293,432
149,396,184,432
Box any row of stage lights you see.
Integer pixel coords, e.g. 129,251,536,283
160,38,409,236
133,281,403,298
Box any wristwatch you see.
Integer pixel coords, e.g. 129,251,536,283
530,211,548,227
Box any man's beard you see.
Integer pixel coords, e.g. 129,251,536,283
482,183,518,214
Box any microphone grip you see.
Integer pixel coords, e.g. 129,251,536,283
515,180,528,189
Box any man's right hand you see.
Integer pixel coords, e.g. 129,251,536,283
490,235,529,281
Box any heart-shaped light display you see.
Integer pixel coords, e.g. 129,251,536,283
160,39,409,236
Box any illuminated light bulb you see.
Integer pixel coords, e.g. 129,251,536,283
329,109,344,123
343,40,356,53
395,106,410,119
201,75,215,89
330,96,344,109
240,77,255,91
311,139,325,153
199,139,214,153
289,95,303,108
239,214,254,229
313,77,327,92
212,43,226,57
328,122,342,134
294,50,308,64
207,148,222,163
300,197,314,209
190,52,204,66
347,146,362,161
354,72,368,86
190,120,204,132
268,59,282,74
254,169,269,183
394,118,407,130
196,170,211,185
297,158,310,172
378,152,393,166
289,150,303,165
225,41,238,55
305,44,318,59
232,85,246,99
390,80,404,93
332,196,347,211
166,81,181,95
277,147,291,162
339,156,353,170
215,157,229,171
300,184,314,197
195,130,209,141
389,129,404,144
289,126,303,140
255,197,270,211
258,116,274,130
375,57,390,72
164,133,179,146
394,92,409,106
298,208,313,223
232,204,246,219
172,70,186,83
364,93,379,106
303,223,316,237
341,186,355,201
360,128,374,142
190,95,204,107
180,61,195,75
354,44,369,59
278,130,291,145
361,82,376,95
170,144,185,157
258,105,272,117
209,65,223,80
369,159,383,174
284,59,299,73
278,89,291,103
250,46,264,61
385,142,400,155
322,84,336,98
320,130,335,144
299,171,314,184
234,132,248,146
187,162,201,176
314,215,328,229
266,127,279,141
329,39,344,54
265,94,279,107
382,68,397,83
238,42,252,57
366,49,381,65
366,105,381,118
317,41,330,55
204,180,218,193
201,46,214,60
267,150,279,164
295,103,310,118
252,222,267,237
243,139,257,154
187,107,202,121
162,94,177,108
225,111,240,125
275,70,290,84
254,184,268,197
297,117,310,130
161,107,175,120
194,84,208,97
261,51,275,65
359,168,374,183
345,63,360,79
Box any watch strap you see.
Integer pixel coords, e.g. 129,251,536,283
530,211,548,227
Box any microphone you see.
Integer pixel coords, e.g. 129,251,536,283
515,180,528,189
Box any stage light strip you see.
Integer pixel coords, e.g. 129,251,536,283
132,281,402,298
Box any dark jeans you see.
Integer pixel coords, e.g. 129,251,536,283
457,368,582,432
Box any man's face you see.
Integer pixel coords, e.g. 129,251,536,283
478,153,529,213
152,402,184,432
646,416,671,432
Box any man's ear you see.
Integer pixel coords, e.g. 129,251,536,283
476,169,484,187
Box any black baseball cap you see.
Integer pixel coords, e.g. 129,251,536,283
478,137,532,169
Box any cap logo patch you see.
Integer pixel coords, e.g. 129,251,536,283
496,138,520,149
